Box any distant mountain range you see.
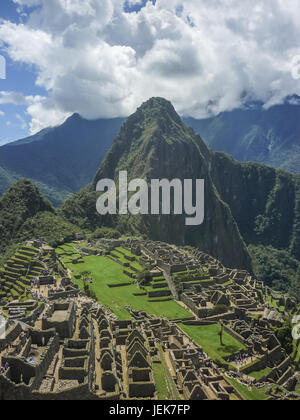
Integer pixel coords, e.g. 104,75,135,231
0,114,124,205
185,102,300,173
0,102,299,206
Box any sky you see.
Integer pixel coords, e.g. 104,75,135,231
0,0,300,145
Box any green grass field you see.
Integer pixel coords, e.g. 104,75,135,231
152,346,181,400
179,323,246,364
58,246,191,321
249,367,273,381
225,377,269,401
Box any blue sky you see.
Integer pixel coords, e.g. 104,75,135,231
0,0,156,144
0,1,47,144
124,0,156,13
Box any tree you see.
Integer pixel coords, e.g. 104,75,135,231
80,271,92,283
137,270,152,287
218,324,224,347
274,319,293,355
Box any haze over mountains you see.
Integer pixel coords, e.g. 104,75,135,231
0,114,124,206
0,100,299,206
185,100,300,173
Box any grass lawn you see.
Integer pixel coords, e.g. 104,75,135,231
225,377,269,401
249,367,273,381
179,323,246,364
61,252,191,321
115,247,136,257
152,346,181,400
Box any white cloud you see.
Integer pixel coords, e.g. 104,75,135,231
0,91,28,105
0,91,69,132
0,0,300,132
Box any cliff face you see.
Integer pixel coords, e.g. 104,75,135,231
93,98,252,270
210,152,300,260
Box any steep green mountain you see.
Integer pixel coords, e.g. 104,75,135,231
0,114,124,206
0,179,80,260
184,102,300,173
62,98,251,270
60,98,300,278
210,153,300,260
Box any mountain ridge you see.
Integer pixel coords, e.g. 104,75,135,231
184,103,300,173
1,101,299,208
0,114,125,205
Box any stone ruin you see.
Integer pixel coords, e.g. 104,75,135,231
0,237,299,400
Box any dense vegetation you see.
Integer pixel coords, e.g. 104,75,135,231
0,179,53,253
16,212,80,248
290,267,300,303
59,185,103,230
0,179,81,259
212,154,300,261
273,318,294,355
90,227,121,240
249,245,299,294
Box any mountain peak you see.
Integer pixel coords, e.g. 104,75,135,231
94,97,202,184
1,179,53,214
65,112,83,124
139,97,176,112
127,97,183,128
